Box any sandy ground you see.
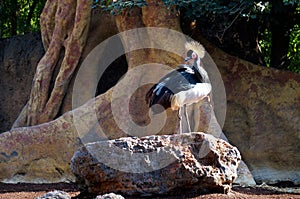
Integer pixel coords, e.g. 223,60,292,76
0,183,299,199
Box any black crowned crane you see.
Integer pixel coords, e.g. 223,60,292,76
145,41,211,134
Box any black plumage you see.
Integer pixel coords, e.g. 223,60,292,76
145,64,204,114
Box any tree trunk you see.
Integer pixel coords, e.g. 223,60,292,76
26,0,38,33
115,0,184,133
13,0,92,128
270,1,296,69
270,24,290,69
10,0,18,36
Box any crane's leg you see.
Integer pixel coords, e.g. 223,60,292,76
184,104,191,133
177,108,183,134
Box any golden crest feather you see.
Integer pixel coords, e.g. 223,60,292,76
185,41,205,58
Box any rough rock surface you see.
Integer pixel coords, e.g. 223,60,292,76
0,118,81,183
200,36,300,185
0,32,44,132
35,190,71,199
95,193,125,199
71,132,241,196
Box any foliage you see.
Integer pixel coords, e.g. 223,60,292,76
288,24,300,73
1,0,299,73
0,0,46,38
93,0,146,14
257,2,300,73
93,0,255,17
258,24,300,73
258,29,272,66
94,0,300,73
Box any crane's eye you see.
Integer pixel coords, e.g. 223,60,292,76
192,52,197,59
187,50,193,57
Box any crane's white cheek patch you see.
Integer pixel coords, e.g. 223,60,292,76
175,83,212,106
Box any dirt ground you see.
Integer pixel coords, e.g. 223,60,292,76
0,183,299,199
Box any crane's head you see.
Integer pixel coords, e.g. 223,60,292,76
185,50,201,68
184,42,210,83
184,41,205,65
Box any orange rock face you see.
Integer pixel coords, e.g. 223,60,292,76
205,41,300,185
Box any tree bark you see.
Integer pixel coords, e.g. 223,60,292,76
13,0,92,127
113,0,186,135
10,0,18,36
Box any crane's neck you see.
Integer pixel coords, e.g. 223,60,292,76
195,57,201,69
193,58,210,83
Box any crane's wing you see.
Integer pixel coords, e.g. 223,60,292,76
145,65,203,113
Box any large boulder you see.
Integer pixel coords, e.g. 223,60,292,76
71,132,241,196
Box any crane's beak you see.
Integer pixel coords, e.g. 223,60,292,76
184,56,192,62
